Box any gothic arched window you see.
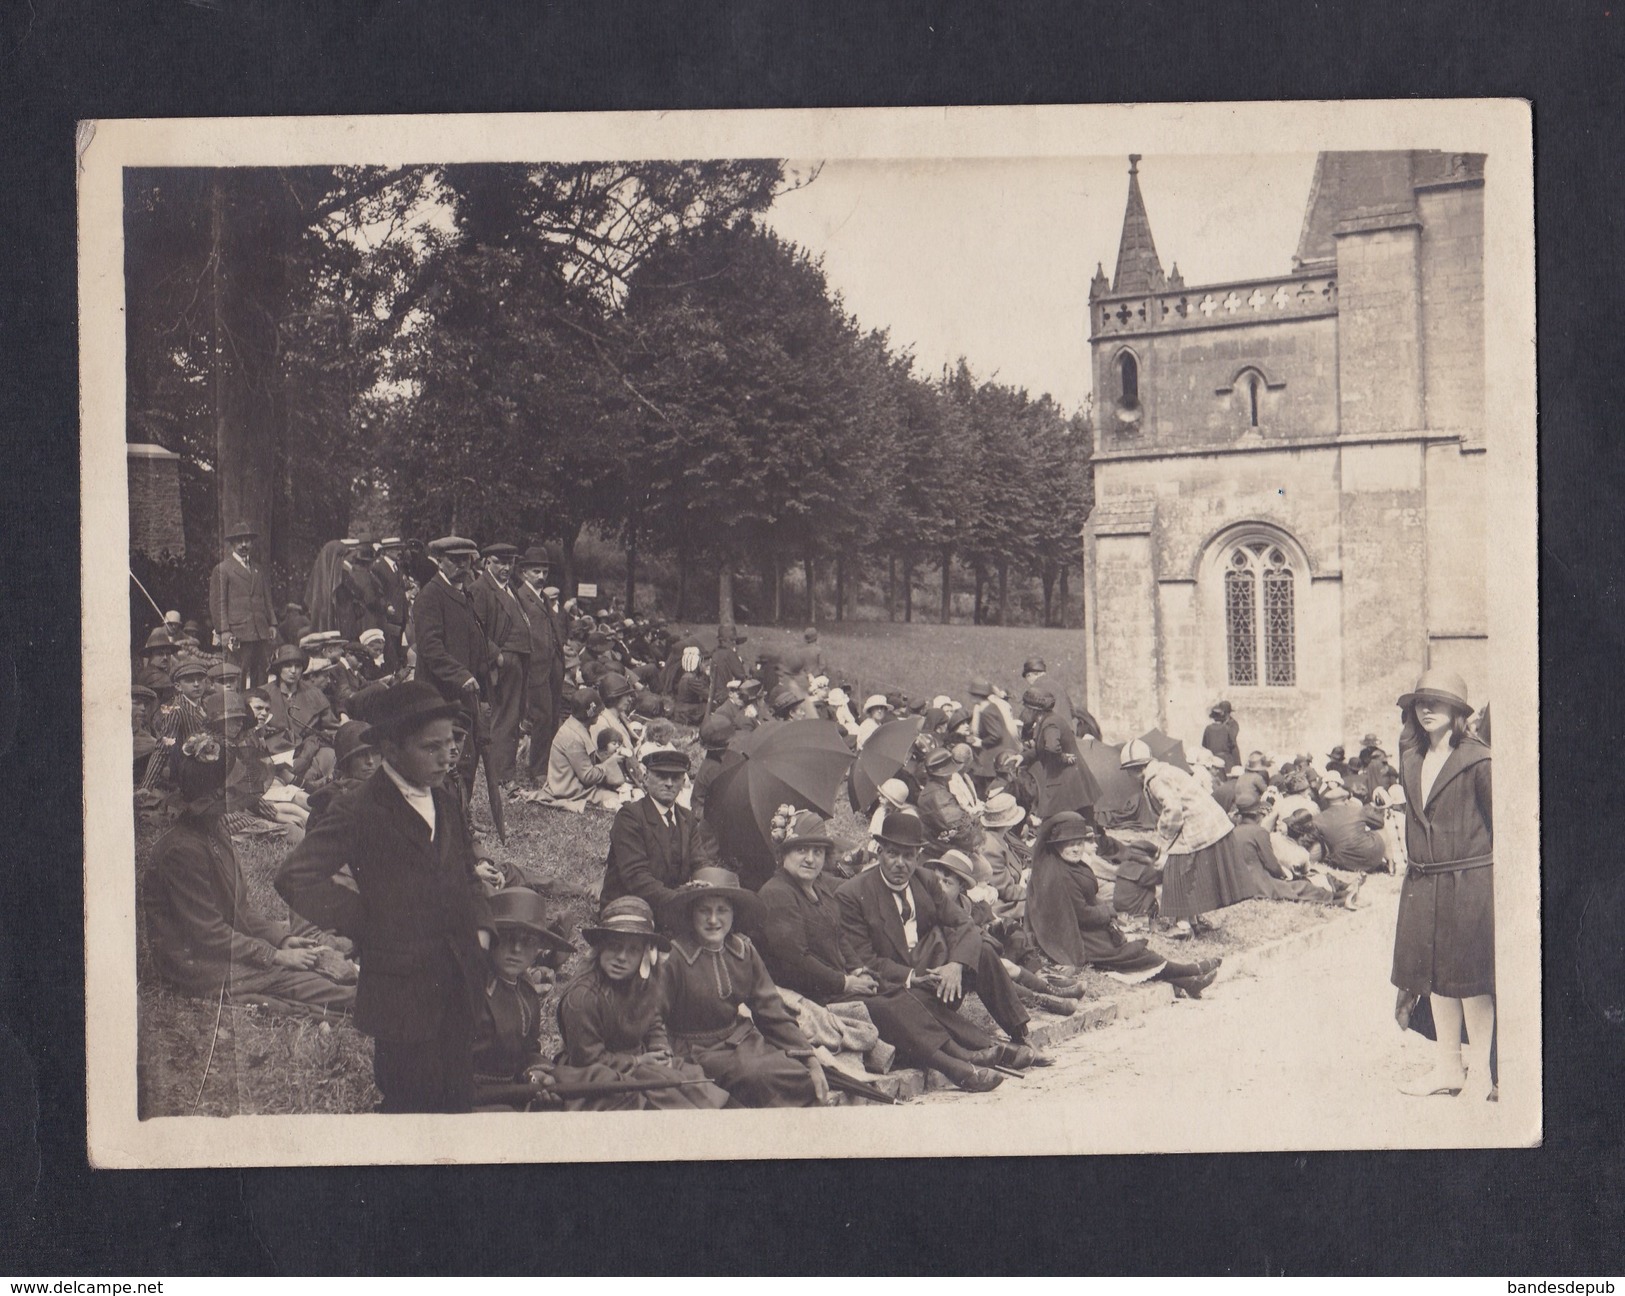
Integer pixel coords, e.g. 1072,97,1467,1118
1117,351,1139,407
1224,540,1296,687
1247,374,1261,427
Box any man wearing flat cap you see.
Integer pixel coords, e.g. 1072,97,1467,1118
410,536,497,796
600,747,721,920
209,521,278,690
278,680,494,1113
469,543,533,789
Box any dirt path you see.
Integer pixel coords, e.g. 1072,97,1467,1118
921,876,1534,1152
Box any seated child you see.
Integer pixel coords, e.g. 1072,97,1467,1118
472,887,577,1111
920,850,1082,1016
594,729,638,807
1106,838,1163,931
658,869,825,1107
553,896,729,1111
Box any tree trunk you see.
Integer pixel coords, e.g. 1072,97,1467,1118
903,556,914,623
997,561,1009,627
675,543,689,621
560,522,581,599
886,553,896,622
718,560,735,632
973,561,985,625
939,543,953,624
1041,560,1056,627
772,551,783,624
1057,563,1071,629
834,554,846,623
803,551,817,626
210,176,286,568
624,517,638,615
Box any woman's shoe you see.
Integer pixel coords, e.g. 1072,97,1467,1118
1032,994,1077,1017
1459,1067,1497,1102
1195,957,1223,977
1399,1066,1467,1096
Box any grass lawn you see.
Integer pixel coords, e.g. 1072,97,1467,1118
676,620,1090,718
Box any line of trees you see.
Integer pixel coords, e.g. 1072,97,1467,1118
125,162,1094,629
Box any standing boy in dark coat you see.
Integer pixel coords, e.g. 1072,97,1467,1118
277,681,494,1113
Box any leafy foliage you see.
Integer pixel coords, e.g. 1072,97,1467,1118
125,162,1093,626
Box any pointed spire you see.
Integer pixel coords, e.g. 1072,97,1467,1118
1088,261,1110,301
1112,154,1165,296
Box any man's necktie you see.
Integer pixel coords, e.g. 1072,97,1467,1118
897,889,912,925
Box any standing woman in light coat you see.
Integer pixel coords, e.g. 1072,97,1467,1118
1391,669,1496,1102
1120,739,1264,932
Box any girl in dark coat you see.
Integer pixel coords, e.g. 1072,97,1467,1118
659,869,824,1107
553,896,729,1110
1026,814,1220,998
1391,669,1496,1102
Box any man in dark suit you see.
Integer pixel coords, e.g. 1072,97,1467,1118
468,542,532,789
515,546,566,782
277,681,493,1113
410,536,495,796
373,537,410,670
209,521,278,689
836,811,1045,1067
600,747,720,918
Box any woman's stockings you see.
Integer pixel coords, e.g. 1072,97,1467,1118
1461,994,1496,1098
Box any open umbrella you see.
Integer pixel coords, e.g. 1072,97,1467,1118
1138,727,1190,773
1076,738,1156,829
846,715,924,812
707,718,854,890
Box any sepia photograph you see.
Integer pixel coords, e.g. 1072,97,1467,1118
79,101,1538,1167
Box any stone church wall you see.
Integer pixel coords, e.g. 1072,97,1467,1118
1094,313,1338,455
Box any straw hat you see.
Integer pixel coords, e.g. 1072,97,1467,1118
661,867,765,932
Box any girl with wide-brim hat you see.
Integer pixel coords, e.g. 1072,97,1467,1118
551,896,730,1111
657,868,823,1107
1391,669,1497,1101
472,887,578,1109
1025,813,1221,997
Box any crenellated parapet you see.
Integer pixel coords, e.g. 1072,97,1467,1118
1090,271,1338,342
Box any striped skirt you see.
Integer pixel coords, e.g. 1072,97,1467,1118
1159,831,1267,921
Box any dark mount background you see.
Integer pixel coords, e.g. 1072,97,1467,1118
0,0,1613,1276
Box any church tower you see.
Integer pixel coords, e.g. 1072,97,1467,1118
1080,152,1487,756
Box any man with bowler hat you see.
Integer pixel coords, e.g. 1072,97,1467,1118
837,811,1047,1070
410,536,495,796
600,747,720,918
277,680,494,1113
209,521,278,689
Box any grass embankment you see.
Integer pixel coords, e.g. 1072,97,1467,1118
675,621,1089,716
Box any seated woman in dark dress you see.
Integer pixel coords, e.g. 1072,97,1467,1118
755,810,1008,1094
1026,813,1222,999
471,887,577,1110
658,868,824,1107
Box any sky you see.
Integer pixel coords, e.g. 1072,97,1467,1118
763,153,1319,414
